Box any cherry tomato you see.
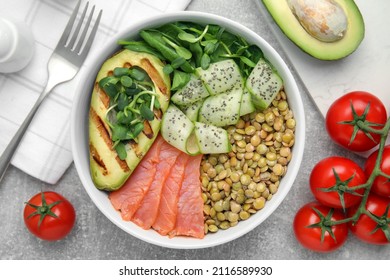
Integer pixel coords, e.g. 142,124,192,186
365,145,390,198
326,91,387,152
24,191,76,241
310,157,366,209
348,194,390,245
293,202,348,252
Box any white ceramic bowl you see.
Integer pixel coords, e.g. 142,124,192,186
71,11,305,249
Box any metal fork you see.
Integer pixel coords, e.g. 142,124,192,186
0,0,102,181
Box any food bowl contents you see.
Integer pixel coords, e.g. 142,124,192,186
261,0,365,60
88,21,296,239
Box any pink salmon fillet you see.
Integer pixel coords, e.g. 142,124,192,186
169,154,204,239
132,141,182,229
152,153,190,235
108,136,164,221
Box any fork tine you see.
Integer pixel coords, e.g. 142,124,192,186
79,9,102,59
56,0,81,48
74,5,95,54
68,1,89,49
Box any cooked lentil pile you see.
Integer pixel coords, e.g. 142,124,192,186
200,90,296,234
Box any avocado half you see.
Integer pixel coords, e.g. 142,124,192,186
262,0,365,60
89,49,171,191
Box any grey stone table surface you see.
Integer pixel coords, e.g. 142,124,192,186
1,0,389,260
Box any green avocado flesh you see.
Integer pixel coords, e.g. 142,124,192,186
262,0,365,60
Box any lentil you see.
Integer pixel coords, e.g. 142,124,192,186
200,91,296,232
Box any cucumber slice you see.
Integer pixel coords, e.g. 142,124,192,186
180,99,203,122
186,131,201,155
197,59,243,95
246,58,283,111
161,104,195,154
198,84,243,127
171,74,209,106
194,122,231,154
240,88,256,116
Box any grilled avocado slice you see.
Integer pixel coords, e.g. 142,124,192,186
89,49,170,191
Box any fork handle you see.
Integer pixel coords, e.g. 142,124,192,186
0,86,51,182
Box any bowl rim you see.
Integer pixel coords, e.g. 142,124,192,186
71,11,305,249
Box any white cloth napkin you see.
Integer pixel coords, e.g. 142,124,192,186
0,0,191,184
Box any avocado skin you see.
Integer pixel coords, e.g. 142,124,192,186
89,49,170,191
262,0,365,60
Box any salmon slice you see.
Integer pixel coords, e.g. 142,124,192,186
169,154,204,239
108,136,164,221
152,153,190,235
132,140,182,229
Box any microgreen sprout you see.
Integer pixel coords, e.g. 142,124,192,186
99,66,158,159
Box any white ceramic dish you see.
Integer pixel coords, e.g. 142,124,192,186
71,11,305,249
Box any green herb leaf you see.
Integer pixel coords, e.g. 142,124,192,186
140,104,155,121
111,124,131,141
204,41,218,54
132,122,144,138
103,83,119,99
120,76,133,87
99,76,118,88
171,70,191,91
120,41,165,60
239,56,257,67
114,67,130,77
171,56,187,69
115,142,127,160
117,93,130,111
125,85,141,96
163,64,174,75
117,111,134,125
176,47,192,60
162,36,192,60
200,53,211,70
130,68,147,81
178,32,198,43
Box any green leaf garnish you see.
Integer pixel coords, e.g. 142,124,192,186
200,53,211,70
171,70,191,91
130,68,147,81
140,104,154,121
120,76,133,87
114,142,127,160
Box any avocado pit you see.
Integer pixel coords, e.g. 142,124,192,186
288,0,348,42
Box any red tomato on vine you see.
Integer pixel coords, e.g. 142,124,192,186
293,202,348,252
326,91,387,152
348,194,390,245
310,156,366,209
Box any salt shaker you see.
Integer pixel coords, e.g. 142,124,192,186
0,16,35,73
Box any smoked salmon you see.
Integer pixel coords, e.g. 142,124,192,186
169,154,204,239
152,153,190,235
132,142,182,229
108,135,164,220
109,135,205,239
